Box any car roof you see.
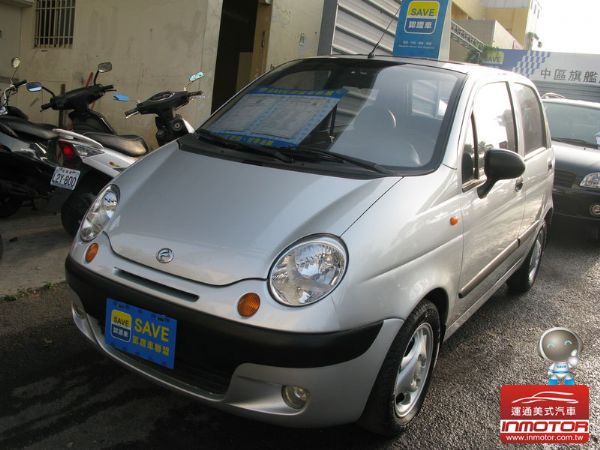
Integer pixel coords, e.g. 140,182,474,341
542,97,600,109
300,54,532,82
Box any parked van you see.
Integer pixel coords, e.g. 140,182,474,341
66,56,553,436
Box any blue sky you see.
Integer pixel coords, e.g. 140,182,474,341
537,0,600,54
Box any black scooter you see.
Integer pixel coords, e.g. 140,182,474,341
0,57,59,217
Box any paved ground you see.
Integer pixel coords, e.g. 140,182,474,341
0,219,598,449
0,209,72,296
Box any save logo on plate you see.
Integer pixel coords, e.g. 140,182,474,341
404,1,440,34
110,309,132,342
105,298,177,369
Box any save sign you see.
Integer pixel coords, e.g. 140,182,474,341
393,0,450,59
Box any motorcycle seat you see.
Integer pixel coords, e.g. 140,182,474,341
0,116,58,141
84,132,148,157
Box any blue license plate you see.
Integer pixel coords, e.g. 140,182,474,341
105,298,177,369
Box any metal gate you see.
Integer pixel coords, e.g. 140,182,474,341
318,0,484,57
318,0,401,56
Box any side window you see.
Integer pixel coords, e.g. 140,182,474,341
513,84,546,154
473,83,517,177
462,116,477,184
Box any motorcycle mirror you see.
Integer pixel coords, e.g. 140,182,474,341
26,82,43,93
113,93,129,102
189,71,204,82
11,57,21,69
97,62,112,73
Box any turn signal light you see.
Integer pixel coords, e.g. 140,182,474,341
85,243,99,263
238,293,260,317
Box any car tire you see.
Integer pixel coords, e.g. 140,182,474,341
507,222,547,294
358,300,440,437
61,190,97,237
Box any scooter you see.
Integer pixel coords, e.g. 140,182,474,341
27,70,204,235
0,57,60,217
123,70,204,146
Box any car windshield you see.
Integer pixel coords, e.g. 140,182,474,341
200,59,464,172
544,102,600,148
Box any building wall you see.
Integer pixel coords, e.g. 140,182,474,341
14,0,223,147
266,0,324,70
453,0,487,20
485,7,529,45
0,4,22,83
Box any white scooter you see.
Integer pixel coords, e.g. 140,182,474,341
31,71,204,235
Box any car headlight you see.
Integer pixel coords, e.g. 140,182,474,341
79,184,119,242
269,235,347,307
580,173,600,189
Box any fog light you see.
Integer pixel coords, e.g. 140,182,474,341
85,243,99,263
237,293,260,317
282,385,310,410
590,204,600,217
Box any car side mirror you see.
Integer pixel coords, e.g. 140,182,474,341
477,149,525,198
26,81,43,93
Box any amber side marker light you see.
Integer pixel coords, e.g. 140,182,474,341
85,243,99,263
238,293,260,317
450,216,460,226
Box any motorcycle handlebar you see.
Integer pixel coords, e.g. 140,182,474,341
188,90,203,97
13,80,27,88
41,102,52,111
124,107,139,118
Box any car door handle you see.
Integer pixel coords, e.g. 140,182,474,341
515,177,524,192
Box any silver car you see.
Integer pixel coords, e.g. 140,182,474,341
66,56,553,436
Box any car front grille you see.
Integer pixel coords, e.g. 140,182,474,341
554,170,576,188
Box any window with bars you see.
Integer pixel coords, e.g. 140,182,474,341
34,0,76,48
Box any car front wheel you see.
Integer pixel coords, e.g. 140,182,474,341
359,299,440,436
507,222,547,294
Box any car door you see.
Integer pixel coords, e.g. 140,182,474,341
511,82,553,240
454,81,526,319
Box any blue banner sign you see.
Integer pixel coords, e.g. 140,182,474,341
393,0,450,59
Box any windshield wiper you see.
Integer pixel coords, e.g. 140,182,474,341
280,146,393,175
195,129,294,163
553,137,598,148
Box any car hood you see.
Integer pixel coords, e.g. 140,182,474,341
105,142,400,285
553,140,600,174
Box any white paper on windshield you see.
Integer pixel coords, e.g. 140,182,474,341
207,87,346,147
209,95,279,133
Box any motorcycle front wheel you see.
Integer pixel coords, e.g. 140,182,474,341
0,194,22,218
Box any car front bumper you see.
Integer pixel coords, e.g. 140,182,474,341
65,256,402,427
552,186,600,224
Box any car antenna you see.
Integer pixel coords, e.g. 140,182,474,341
368,3,402,59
